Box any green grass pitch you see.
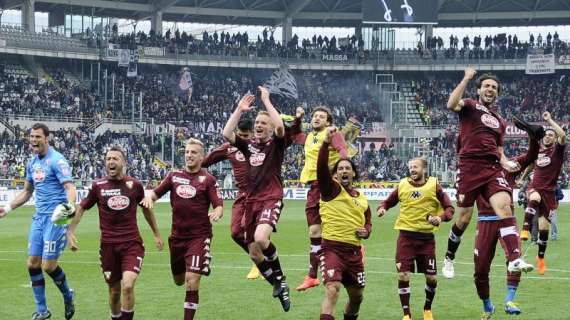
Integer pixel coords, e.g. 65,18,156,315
1,201,569,319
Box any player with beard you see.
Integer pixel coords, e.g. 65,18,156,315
378,158,454,320
67,146,164,320
141,138,223,320
201,117,260,280
473,128,541,319
294,106,348,292
0,123,76,320
521,111,566,275
442,67,533,279
317,127,371,320
222,87,301,312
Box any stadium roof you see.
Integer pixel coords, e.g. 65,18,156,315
4,0,570,28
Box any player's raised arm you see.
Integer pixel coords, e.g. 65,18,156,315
258,86,285,138
543,111,567,145
0,180,34,218
447,67,477,112
317,127,341,201
223,94,255,144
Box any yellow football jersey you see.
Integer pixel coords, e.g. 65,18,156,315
320,186,369,246
394,177,443,233
300,130,341,183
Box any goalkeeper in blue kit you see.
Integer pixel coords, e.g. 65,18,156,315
0,123,76,320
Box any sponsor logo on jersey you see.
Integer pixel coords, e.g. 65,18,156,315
249,153,266,166
536,155,551,167
32,166,46,182
481,113,500,129
101,189,122,197
475,104,489,113
410,191,422,199
176,184,196,198
107,195,130,210
172,176,190,185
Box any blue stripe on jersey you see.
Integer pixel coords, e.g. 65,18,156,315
478,215,501,221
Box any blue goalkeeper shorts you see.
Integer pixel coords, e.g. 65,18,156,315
28,215,68,260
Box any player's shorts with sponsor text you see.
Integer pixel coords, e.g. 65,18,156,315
244,198,283,244
28,215,68,260
320,239,365,288
99,239,145,284
169,236,213,276
457,158,511,207
305,182,322,226
230,191,247,238
395,232,437,275
527,188,558,222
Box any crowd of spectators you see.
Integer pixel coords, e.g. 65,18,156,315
420,31,569,61
109,26,366,62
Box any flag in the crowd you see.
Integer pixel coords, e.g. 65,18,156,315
341,116,362,158
264,65,298,101
179,67,193,91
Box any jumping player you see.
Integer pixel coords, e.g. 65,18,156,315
141,138,223,320
67,146,164,320
521,111,566,275
202,118,260,280
294,106,348,291
222,87,301,312
378,157,454,320
442,67,533,278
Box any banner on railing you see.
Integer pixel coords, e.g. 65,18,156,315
140,46,165,57
321,54,348,62
2,188,570,207
525,53,555,74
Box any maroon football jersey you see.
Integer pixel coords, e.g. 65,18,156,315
154,169,223,238
476,142,540,216
80,176,145,244
457,98,506,160
233,135,290,201
202,142,248,192
530,143,566,191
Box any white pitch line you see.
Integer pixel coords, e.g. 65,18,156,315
2,250,570,273
1,258,570,281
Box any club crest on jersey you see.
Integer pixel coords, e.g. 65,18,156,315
176,184,196,198
104,271,111,280
32,166,46,182
198,176,206,183
536,154,551,167
107,195,130,210
126,181,133,189
249,152,266,166
481,114,500,129
410,191,422,199
327,269,335,278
